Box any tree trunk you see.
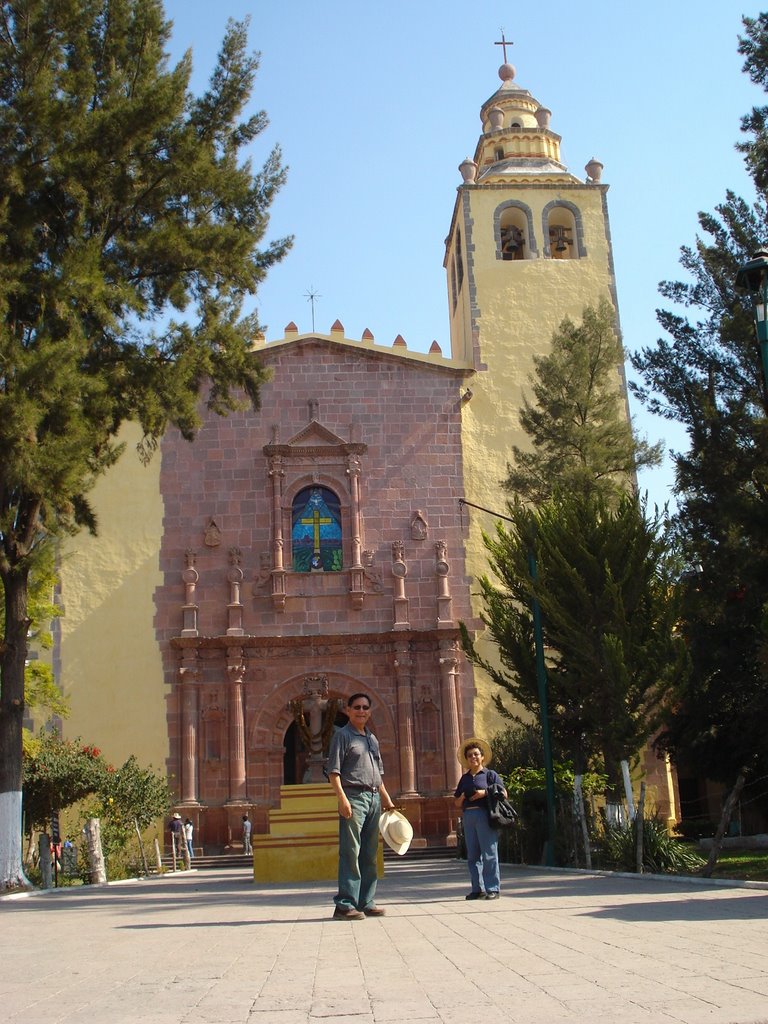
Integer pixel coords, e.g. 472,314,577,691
0,566,31,890
573,774,592,869
635,782,646,874
701,773,747,878
134,818,149,876
84,818,107,885
39,832,53,889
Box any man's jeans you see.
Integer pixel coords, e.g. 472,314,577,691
463,807,501,893
335,789,380,911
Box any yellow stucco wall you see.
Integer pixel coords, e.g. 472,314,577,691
453,184,622,739
58,422,167,773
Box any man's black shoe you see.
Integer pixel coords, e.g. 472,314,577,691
485,891,500,900
465,891,486,900
333,906,365,920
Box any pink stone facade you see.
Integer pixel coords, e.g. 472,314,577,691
155,338,477,851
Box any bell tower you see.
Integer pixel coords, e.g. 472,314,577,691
448,53,627,733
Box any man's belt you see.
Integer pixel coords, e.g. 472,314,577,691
343,784,380,792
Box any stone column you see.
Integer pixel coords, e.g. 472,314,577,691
347,452,365,608
179,654,200,804
435,540,453,628
268,452,286,611
227,650,247,803
392,540,409,629
394,641,418,796
181,550,199,637
227,548,244,636
439,639,462,793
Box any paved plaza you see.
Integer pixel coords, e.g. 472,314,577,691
2,858,768,1024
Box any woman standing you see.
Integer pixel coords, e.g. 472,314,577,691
454,737,507,900
184,818,194,859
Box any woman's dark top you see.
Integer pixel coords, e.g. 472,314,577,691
454,767,502,811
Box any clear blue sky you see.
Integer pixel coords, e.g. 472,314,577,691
165,1,758,512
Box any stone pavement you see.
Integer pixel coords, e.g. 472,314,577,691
2,858,768,1024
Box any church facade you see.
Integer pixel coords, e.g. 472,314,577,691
53,57,678,851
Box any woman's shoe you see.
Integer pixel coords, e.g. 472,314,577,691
485,891,500,900
465,891,486,900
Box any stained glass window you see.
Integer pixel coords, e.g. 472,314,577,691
291,486,343,572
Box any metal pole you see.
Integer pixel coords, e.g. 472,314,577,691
459,499,558,865
527,546,557,867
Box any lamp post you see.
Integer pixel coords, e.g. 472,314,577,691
735,248,768,392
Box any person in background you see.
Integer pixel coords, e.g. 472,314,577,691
169,813,184,864
242,814,252,855
184,818,194,859
454,737,507,901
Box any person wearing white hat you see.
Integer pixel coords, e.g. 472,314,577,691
169,812,184,862
326,692,396,920
453,737,507,900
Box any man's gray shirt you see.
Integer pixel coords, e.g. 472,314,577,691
326,723,384,789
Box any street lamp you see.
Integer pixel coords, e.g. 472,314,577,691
735,248,768,391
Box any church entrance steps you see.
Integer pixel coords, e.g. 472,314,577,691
161,853,253,871
253,783,383,883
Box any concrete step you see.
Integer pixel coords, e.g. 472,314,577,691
162,854,253,870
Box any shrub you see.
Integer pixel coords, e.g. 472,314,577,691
595,817,705,875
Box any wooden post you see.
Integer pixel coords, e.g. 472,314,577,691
154,837,163,873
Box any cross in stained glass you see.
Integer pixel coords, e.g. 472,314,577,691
300,505,333,557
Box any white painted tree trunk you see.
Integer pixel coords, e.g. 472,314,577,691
0,790,30,890
84,818,107,885
621,760,636,820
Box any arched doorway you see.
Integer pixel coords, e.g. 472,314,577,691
282,707,352,784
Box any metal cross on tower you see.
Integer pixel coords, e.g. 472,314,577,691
494,30,513,63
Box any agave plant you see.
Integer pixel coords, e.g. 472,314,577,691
597,817,705,875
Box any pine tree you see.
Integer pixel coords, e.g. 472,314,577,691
461,492,686,794
630,15,768,795
0,0,290,888
503,299,661,505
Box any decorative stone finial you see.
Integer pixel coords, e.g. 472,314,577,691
499,63,516,82
489,106,504,131
459,158,477,184
585,158,604,183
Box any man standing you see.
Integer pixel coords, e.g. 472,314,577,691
242,814,252,855
326,692,395,920
169,813,184,866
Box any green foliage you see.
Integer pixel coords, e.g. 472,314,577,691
462,490,686,793
504,300,662,506
22,734,107,830
630,15,768,789
0,1,289,882
595,818,705,875
489,722,544,776
84,754,170,865
505,763,607,801
0,544,68,728
23,734,169,878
